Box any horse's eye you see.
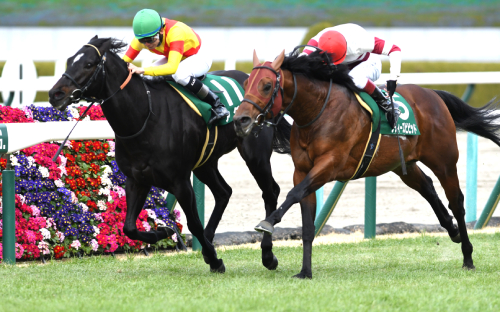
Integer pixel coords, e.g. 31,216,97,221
85,63,93,69
263,83,272,92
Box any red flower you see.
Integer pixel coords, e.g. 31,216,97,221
54,246,66,259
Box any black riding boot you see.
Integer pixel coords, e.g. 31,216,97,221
371,86,400,129
184,76,230,127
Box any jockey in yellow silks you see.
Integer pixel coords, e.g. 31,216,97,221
123,9,229,126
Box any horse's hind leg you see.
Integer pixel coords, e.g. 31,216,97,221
238,133,280,270
393,163,460,242
123,177,175,243
424,160,474,270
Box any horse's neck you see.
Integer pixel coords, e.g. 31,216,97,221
282,72,338,127
100,71,153,136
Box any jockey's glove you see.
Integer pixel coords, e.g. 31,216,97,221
387,80,397,98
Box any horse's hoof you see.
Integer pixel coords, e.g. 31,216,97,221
292,272,312,279
255,221,274,234
210,261,226,274
451,233,461,244
462,263,475,271
264,255,279,270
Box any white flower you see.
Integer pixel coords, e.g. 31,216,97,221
39,167,50,178
18,194,26,205
107,151,115,157
100,176,113,187
58,166,67,176
108,141,115,152
171,233,178,242
93,226,100,237
146,209,156,219
90,239,99,252
26,156,35,167
79,203,89,213
40,228,51,239
101,165,112,175
97,200,107,211
10,155,19,167
69,107,80,120
54,179,65,187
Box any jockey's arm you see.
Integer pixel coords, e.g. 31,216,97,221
143,27,186,76
373,37,402,81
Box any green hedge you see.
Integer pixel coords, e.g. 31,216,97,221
2,61,499,108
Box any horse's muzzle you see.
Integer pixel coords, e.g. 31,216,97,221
233,115,254,137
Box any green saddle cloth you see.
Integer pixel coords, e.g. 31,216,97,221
167,74,244,128
358,91,420,135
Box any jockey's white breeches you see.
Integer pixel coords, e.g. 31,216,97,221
348,54,382,89
152,44,213,86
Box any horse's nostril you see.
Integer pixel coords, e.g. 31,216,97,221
54,91,65,99
240,116,252,127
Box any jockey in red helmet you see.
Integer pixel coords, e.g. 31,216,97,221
301,23,402,128
122,9,229,126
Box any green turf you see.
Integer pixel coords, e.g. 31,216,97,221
1,232,499,311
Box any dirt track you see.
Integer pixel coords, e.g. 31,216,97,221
179,131,500,234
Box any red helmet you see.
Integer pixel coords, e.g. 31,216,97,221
318,30,347,65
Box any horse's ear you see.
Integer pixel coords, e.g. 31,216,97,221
253,50,260,68
92,35,98,40
271,50,285,71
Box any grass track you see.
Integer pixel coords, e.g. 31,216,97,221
1,231,500,311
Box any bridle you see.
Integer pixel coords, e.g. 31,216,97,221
241,45,336,133
52,42,151,162
62,44,133,106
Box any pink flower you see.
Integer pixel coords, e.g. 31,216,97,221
15,243,24,259
143,221,151,232
70,240,81,250
90,239,99,252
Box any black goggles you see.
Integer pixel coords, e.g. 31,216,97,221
138,34,158,44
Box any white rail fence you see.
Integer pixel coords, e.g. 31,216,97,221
0,56,499,107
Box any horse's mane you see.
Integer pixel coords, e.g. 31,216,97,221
281,50,362,93
88,37,172,88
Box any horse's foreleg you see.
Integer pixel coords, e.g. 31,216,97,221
174,180,225,273
238,136,280,270
256,155,334,234
123,178,174,244
293,191,316,279
193,166,232,244
393,164,460,242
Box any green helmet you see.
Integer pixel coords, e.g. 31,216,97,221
133,9,162,39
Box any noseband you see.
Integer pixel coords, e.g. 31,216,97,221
241,65,284,128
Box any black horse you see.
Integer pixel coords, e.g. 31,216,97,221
49,37,291,273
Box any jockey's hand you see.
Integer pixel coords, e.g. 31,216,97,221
387,80,397,98
128,63,145,75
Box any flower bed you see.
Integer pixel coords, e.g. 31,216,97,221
0,104,183,261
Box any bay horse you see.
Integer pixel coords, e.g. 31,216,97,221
48,37,292,273
233,49,500,279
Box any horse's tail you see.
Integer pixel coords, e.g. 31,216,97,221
272,116,292,154
434,90,500,147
